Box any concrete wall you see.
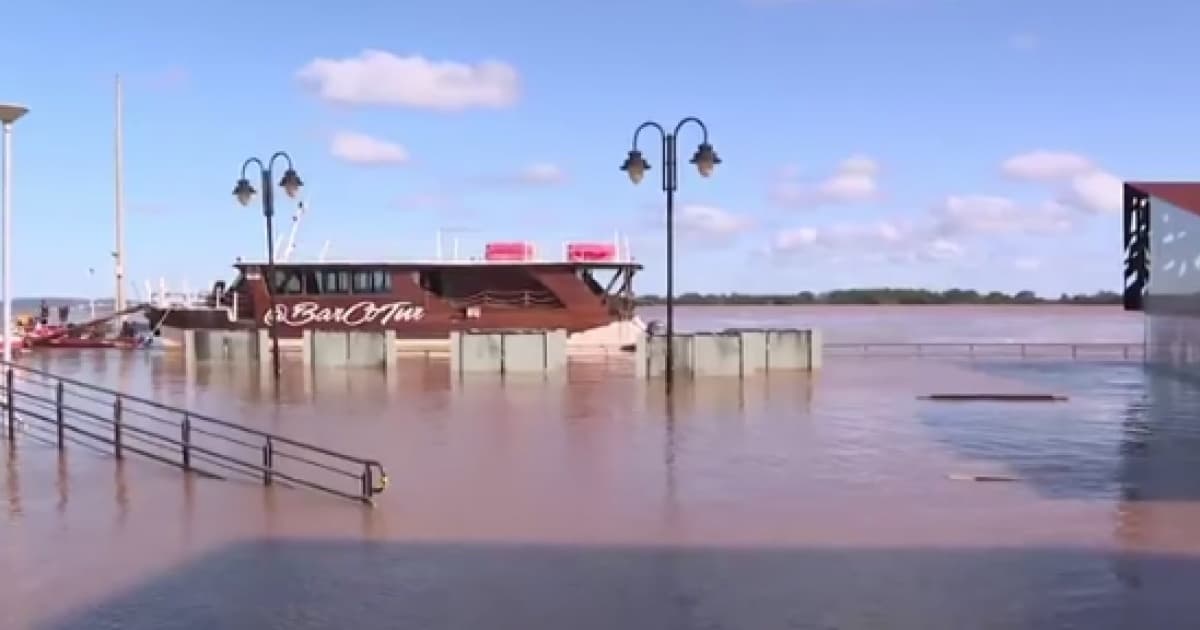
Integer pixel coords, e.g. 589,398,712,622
637,334,695,378
182,329,398,371
183,330,259,365
636,328,823,378
302,330,392,368
450,330,568,374
692,332,744,376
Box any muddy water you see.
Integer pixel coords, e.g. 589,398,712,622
4,306,1199,629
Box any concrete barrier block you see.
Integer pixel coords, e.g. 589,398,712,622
458,331,504,373
302,330,314,366
543,329,568,372
808,329,823,370
257,329,270,364
643,334,695,377
765,329,808,370
692,332,743,376
501,332,548,373
192,330,213,361
312,331,350,367
346,331,386,368
384,330,398,371
449,331,462,374
730,329,768,374
644,335,667,377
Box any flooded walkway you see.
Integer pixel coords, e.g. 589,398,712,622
3,350,1200,628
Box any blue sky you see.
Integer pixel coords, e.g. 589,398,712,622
0,0,1194,298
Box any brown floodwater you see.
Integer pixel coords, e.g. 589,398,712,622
4,306,1199,629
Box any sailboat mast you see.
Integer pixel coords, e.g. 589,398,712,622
114,74,126,315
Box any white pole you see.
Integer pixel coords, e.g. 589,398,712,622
1,122,12,361
0,104,28,362
114,75,126,317
453,237,460,261
88,267,96,318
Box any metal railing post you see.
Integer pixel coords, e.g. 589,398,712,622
262,437,274,486
5,367,14,440
55,380,65,449
113,397,123,459
361,462,372,500
181,413,191,470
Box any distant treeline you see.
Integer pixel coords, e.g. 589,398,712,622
636,289,1123,306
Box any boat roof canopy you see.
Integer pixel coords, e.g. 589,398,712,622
234,260,643,271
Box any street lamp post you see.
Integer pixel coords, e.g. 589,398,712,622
0,103,29,364
232,152,304,380
621,117,720,390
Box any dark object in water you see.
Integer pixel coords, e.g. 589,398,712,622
948,473,1020,482
919,393,1068,402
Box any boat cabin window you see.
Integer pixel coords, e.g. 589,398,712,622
272,267,392,295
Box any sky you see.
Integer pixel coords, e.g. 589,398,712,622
0,0,1195,298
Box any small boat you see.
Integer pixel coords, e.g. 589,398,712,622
20,308,151,351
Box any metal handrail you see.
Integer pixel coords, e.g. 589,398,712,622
449,290,560,307
825,342,1146,359
0,362,388,505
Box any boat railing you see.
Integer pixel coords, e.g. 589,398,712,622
824,342,1146,360
449,290,561,308
0,361,387,505
146,285,241,323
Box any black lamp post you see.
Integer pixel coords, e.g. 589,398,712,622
232,152,304,380
621,118,720,390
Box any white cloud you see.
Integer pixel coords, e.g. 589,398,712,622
771,155,881,207
932,195,1072,236
297,50,520,110
769,218,963,265
1062,170,1123,214
678,205,751,239
329,131,410,165
1001,150,1094,181
999,149,1123,214
515,163,567,186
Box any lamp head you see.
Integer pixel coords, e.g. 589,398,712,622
620,150,651,185
0,103,29,125
690,143,721,178
278,168,304,199
232,178,257,207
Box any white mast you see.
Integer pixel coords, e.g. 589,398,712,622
114,74,126,315
280,200,306,262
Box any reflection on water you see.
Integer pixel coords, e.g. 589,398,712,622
2,338,1200,626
